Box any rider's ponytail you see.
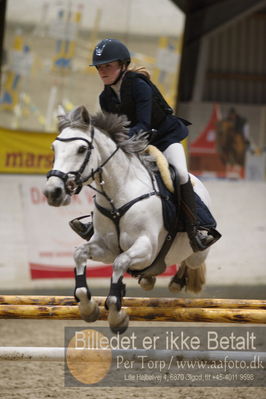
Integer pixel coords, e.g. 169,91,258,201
127,65,151,79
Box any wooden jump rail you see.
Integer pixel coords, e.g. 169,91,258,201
1,347,266,362
1,295,266,309
0,296,265,324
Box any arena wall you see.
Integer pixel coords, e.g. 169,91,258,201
0,174,265,290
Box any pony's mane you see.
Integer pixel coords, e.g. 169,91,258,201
92,111,150,155
57,106,157,170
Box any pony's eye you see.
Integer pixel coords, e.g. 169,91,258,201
77,145,87,154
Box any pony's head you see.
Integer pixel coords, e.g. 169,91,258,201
43,105,95,206
43,105,155,207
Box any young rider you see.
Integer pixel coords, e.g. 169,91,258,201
72,38,218,252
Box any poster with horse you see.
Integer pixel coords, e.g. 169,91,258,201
189,104,265,180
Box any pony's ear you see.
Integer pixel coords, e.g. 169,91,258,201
57,104,66,118
79,105,90,124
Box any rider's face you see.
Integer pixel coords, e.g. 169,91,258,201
96,61,122,85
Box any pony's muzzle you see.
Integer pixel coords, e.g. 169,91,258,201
43,179,71,207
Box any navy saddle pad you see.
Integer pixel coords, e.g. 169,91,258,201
154,172,217,235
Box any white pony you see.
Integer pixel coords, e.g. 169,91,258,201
44,106,216,333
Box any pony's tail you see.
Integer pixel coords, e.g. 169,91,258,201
186,262,206,293
168,261,206,294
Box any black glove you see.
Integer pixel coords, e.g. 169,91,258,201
143,129,158,142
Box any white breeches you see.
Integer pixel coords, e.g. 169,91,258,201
163,143,189,185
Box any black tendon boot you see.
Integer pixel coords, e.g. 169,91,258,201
69,217,94,240
180,178,216,252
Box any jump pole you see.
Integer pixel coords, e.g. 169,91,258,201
1,347,265,362
0,304,266,323
0,295,266,309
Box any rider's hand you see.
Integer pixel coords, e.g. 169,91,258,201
143,129,157,142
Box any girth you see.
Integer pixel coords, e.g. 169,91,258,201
127,229,178,279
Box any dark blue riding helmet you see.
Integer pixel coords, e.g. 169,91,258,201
90,38,131,66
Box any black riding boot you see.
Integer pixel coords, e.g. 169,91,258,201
69,218,94,240
180,178,216,252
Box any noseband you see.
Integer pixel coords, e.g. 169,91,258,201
47,127,119,195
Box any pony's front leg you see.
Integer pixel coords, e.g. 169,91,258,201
106,235,153,334
73,247,100,322
73,237,114,323
73,263,100,323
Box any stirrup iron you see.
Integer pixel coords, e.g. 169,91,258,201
190,226,221,252
69,214,94,240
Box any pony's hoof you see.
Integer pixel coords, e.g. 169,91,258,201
108,310,129,334
139,276,156,291
79,300,100,323
168,280,183,293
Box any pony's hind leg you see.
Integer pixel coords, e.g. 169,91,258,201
73,251,99,323
138,276,156,291
168,262,188,293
